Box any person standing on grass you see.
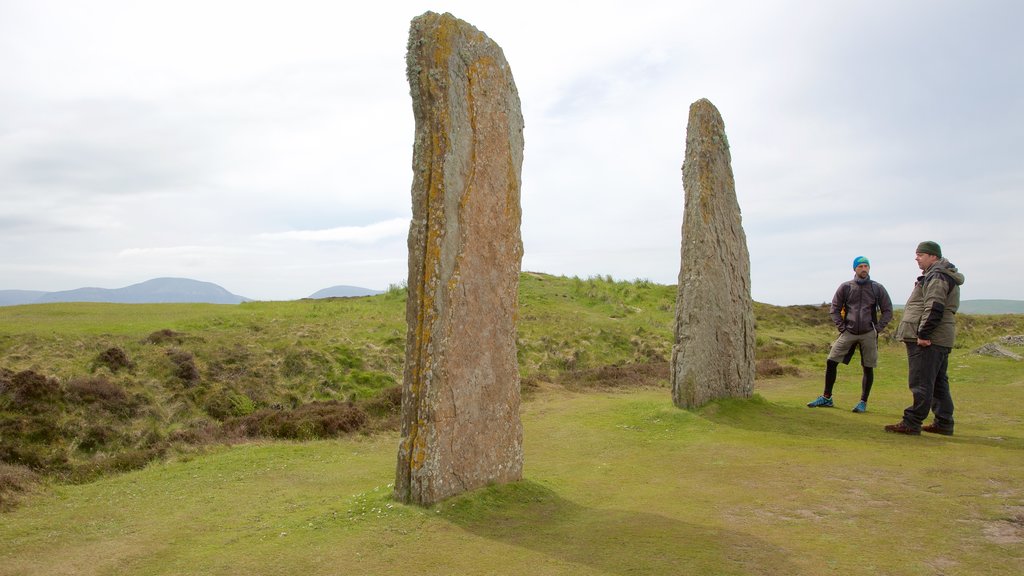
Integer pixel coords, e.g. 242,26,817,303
807,256,893,412
886,241,965,436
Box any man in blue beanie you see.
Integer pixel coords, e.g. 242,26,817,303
807,256,893,412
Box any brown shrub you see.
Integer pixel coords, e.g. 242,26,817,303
224,401,367,440
77,424,120,452
168,420,221,445
0,414,61,446
0,429,69,471
2,370,62,408
358,385,403,431
520,375,542,395
558,361,669,390
93,346,134,373
756,358,800,379
66,376,133,415
167,349,200,384
145,329,184,345
360,385,402,417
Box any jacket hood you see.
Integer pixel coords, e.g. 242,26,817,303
930,258,965,286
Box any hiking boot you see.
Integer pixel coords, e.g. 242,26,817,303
884,422,921,435
922,423,954,436
806,395,833,408
852,401,867,413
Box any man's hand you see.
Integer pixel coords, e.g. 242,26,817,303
917,338,932,347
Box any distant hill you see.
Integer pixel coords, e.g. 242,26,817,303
957,299,1024,315
0,290,49,306
307,285,384,299
3,278,249,305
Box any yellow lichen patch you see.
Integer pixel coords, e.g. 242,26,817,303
430,14,457,73
410,430,427,470
505,159,521,222
400,12,461,486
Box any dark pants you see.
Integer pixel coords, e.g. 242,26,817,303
902,342,954,430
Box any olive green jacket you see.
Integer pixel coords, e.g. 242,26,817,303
895,258,965,347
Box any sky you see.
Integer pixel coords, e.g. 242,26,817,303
1,0,1021,305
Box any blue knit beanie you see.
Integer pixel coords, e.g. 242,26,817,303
852,256,870,269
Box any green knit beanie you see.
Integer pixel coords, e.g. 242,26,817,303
916,241,942,257
852,256,869,269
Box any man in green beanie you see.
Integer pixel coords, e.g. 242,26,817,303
807,255,893,412
885,241,965,435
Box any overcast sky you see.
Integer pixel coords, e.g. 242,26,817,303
2,0,1021,305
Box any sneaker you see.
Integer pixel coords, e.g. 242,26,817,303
922,423,954,436
807,395,834,408
884,422,921,435
852,401,867,413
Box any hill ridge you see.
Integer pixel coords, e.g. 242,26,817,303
1,278,249,305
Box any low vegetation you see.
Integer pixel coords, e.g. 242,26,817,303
2,274,1022,507
2,273,1023,573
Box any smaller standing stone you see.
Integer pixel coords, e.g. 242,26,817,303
671,98,755,409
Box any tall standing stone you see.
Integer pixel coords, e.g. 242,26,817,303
671,99,755,409
395,12,525,506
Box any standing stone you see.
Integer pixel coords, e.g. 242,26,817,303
671,99,755,409
395,12,525,506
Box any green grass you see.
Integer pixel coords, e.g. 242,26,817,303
2,273,1023,574
2,357,1023,575
0,274,688,482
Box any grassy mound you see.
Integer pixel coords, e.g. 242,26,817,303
2,370,1023,574
2,272,1022,502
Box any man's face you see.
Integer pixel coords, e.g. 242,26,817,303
855,263,870,279
915,252,939,271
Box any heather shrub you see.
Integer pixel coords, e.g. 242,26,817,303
755,358,800,378
3,370,62,408
93,346,134,373
77,424,120,452
65,376,135,416
144,329,184,345
167,349,200,384
224,401,367,440
360,385,402,418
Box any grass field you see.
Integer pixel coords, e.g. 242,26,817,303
2,275,1023,575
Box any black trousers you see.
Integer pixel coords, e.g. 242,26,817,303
902,342,954,430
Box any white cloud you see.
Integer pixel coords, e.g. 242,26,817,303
117,245,253,259
0,1,1021,303
257,218,409,244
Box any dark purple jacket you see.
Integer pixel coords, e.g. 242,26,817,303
829,276,894,335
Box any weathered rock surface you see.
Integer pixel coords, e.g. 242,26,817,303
671,98,755,408
998,335,1024,347
395,11,525,506
974,343,1022,360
